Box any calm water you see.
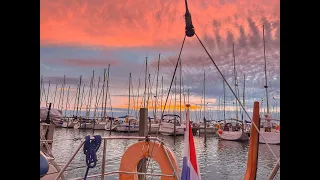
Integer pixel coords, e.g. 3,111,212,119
52,128,280,180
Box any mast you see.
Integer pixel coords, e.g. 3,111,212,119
94,77,101,117
64,86,70,117
103,64,110,118
75,75,82,117
147,74,151,108
203,71,207,138
242,74,246,120
52,83,58,108
203,71,206,136
128,73,131,115
161,76,163,113
174,76,177,137
182,77,186,121
60,75,66,111
155,54,160,122
232,43,238,120
92,76,101,132
57,84,63,110
72,85,79,116
78,84,86,115
241,74,246,131
223,80,226,123
144,57,148,108
101,68,107,118
263,25,270,114
203,71,206,119
137,78,140,117
86,71,95,118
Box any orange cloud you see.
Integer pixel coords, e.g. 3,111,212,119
40,0,279,48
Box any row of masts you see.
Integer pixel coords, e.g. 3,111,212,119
40,25,277,121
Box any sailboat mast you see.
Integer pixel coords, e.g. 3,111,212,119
232,43,238,119
60,75,66,111
64,86,70,117
75,75,82,117
86,71,95,118
242,74,246,120
103,64,110,118
144,57,148,108
137,78,140,116
182,77,186,121
241,74,246,131
101,68,106,118
174,76,177,115
204,71,206,136
128,73,131,115
155,54,160,121
174,76,177,137
52,83,58,108
161,76,163,112
78,84,86,115
72,85,79,116
203,71,206,119
263,25,270,114
223,80,226,123
147,74,151,108
243,74,246,109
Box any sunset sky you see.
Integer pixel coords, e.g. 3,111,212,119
40,0,280,120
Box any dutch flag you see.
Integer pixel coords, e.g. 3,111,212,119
181,104,201,180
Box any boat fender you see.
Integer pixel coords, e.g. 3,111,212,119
40,153,49,177
218,129,223,135
119,141,179,180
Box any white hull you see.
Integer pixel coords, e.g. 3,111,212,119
148,124,160,134
116,124,139,132
105,123,117,131
92,123,106,130
259,131,280,144
159,123,185,136
62,121,75,128
74,123,93,129
218,130,249,141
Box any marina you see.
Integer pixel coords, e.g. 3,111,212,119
40,0,280,179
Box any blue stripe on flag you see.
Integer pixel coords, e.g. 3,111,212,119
181,157,190,180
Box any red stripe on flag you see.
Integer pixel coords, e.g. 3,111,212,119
188,123,198,174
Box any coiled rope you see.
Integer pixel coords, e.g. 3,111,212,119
83,135,102,180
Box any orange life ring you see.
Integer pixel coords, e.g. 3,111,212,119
119,141,179,180
218,129,223,135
